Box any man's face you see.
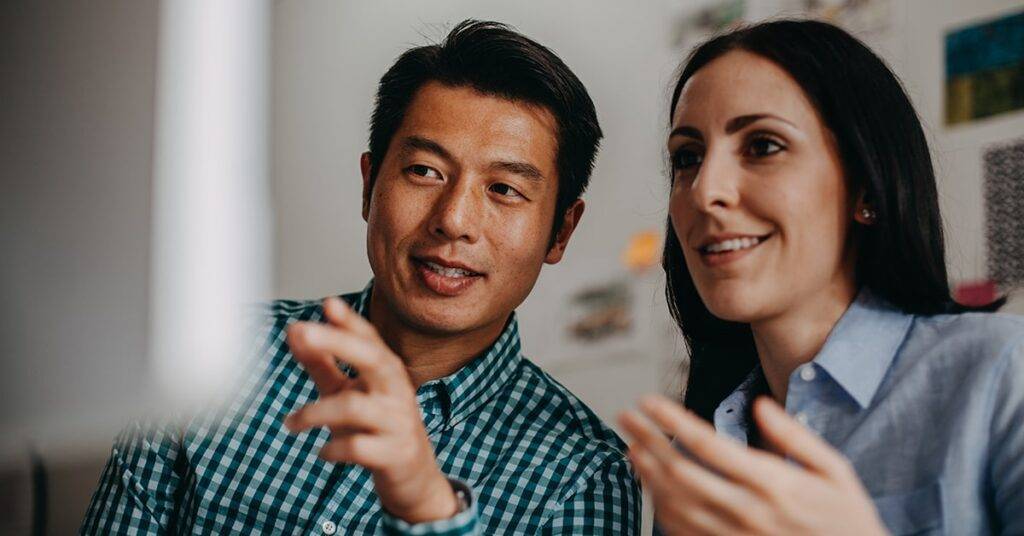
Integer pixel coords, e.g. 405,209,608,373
362,82,582,337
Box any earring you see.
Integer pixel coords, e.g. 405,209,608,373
859,207,876,222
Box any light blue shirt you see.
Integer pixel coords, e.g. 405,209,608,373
715,290,1024,535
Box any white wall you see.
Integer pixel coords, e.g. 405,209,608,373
270,0,1024,445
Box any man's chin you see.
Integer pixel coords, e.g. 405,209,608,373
405,312,484,337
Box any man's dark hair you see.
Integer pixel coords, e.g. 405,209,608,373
368,20,602,243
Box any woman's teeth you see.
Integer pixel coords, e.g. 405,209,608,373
703,236,763,254
424,261,475,278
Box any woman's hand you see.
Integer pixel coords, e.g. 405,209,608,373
619,395,888,535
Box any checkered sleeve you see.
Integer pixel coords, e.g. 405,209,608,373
541,456,641,535
379,478,478,536
79,421,183,535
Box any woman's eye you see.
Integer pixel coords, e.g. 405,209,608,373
672,148,704,170
408,164,441,180
747,137,784,157
490,183,523,198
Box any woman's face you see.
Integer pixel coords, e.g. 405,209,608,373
668,50,858,324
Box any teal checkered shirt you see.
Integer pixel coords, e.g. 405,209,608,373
82,283,641,534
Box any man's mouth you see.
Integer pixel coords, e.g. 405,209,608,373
420,260,481,278
412,256,484,296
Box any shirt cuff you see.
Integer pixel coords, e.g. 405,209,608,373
379,478,477,536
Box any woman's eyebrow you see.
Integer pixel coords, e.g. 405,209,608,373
668,125,703,141
724,113,796,134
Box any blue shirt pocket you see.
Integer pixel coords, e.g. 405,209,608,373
872,481,943,535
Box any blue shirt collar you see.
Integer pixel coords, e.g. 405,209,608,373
811,288,913,408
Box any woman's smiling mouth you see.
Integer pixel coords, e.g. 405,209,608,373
696,233,773,266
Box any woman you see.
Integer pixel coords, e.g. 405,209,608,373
619,19,1023,535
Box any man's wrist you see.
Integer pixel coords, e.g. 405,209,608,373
381,470,459,524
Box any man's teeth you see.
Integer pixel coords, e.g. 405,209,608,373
424,261,475,278
704,236,763,254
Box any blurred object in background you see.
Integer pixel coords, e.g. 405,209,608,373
622,229,662,273
1,0,271,533
954,279,1000,306
149,0,272,409
984,137,1024,288
945,9,1024,125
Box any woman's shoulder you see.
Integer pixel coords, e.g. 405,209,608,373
907,310,1024,370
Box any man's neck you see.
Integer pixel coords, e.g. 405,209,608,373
367,291,509,387
750,277,857,405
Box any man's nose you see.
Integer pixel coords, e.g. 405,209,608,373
428,179,481,243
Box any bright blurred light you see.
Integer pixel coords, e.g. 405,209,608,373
150,0,272,406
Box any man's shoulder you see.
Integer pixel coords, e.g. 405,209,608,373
505,358,628,460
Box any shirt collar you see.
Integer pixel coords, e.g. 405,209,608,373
346,280,523,429
811,288,913,408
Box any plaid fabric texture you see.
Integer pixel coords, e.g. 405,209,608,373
81,283,641,534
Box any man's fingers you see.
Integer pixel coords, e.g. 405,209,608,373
322,297,377,338
287,321,405,394
284,391,382,434
753,396,855,480
285,322,350,395
318,434,390,470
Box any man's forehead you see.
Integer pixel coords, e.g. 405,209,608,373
396,82,559,165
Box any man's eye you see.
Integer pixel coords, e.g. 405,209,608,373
490,183,523,198
671,148,703,170
408,165,441,179
748,137,784,157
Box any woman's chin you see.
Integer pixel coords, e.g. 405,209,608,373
699,288,772,324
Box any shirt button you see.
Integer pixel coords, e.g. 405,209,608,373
795,412,810,426
799,365,816,382
321,521,337,535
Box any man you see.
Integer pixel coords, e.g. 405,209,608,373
82,20,640,534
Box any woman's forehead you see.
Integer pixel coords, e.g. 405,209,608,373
672,50,819,131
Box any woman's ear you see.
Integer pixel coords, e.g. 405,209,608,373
853,191,876,225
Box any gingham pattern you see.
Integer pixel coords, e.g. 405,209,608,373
81,283,640,534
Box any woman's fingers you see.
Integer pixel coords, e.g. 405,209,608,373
620,410,753,526
626,439,742,536
637,395,789,492
753,397,856,481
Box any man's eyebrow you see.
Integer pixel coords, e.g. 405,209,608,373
398,135,454,161
724,113,796,134
489,160,544,181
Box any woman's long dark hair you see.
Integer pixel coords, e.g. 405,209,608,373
664,19,1003,423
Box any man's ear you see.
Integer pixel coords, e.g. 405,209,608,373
545,199,585,264
360,152,372,222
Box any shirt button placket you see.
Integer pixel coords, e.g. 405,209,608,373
320,520,337,535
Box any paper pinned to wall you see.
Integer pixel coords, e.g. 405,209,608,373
984,137,1024,286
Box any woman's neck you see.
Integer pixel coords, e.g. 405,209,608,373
750,279,857,405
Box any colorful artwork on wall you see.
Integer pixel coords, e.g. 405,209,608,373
945,9,1024,125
